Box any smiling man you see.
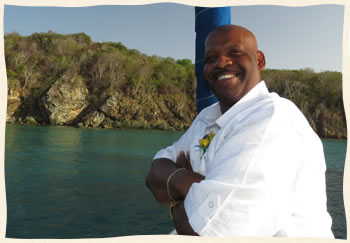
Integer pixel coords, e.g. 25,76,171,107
145,25,334,237
204,25,265,113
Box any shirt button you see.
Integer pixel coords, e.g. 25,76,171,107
208,201,214,208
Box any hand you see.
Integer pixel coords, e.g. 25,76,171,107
170,151,204,200
146,153,204,203
176,151,193,172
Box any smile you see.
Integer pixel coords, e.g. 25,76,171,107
217,73,239,81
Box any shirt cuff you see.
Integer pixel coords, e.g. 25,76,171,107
184,184,220,235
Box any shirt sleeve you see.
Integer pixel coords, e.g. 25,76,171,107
184,111,304,236
153,114,201,163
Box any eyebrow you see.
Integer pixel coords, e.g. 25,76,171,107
205,44,244,56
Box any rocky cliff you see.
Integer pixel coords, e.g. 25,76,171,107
6,77,195,131
5,32,196,131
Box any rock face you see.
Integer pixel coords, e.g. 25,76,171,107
98,93,191,130
100,94,120,119
5,76,196,131
6,71,344,138
40,75,89,125
6,89,22,123
82,111,105,128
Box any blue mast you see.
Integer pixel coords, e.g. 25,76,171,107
195,7,231,113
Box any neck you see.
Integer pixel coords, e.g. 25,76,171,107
219,102,234,114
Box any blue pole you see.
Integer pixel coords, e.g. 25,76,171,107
195,7,231,113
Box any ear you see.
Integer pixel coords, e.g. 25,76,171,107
256,50,266,70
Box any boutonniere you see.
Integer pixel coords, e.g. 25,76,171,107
196,132,215,157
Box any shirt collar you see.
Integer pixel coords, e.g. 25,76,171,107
204,80,269,129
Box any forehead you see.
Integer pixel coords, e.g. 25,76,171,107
205,28,255,53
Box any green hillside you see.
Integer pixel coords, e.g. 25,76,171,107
4,32,346,138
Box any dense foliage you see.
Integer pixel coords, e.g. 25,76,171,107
5,31,196,129
5,31,195,101
4,32,346,138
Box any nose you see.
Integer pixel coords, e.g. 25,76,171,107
215,55,232,68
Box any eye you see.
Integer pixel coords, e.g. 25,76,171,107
230,49,243,56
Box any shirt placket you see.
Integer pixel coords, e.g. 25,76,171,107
198,123,220,176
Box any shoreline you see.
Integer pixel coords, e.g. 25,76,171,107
5,122,347,140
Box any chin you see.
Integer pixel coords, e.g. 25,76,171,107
218,95,239,107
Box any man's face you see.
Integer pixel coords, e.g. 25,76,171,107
203,26,265,111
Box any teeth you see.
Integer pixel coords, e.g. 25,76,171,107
217,73,237,81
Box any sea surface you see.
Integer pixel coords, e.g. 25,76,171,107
4,124,347,239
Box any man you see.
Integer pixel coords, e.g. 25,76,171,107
145,24,334,237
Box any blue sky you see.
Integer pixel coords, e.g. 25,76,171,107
4,3,344,72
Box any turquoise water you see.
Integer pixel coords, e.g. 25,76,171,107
323,139,347,238
4,124,347,238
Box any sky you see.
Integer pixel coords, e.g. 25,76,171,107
4,3,344,72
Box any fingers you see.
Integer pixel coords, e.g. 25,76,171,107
186,151,193,172
176,151,193,171
175,151,186,168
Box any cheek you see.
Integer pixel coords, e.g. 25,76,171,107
203,65,211,80
240,55,257,70
237,55,251,65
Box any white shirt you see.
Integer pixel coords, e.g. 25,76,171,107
154,81,334,238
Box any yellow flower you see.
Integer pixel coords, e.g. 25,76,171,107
196,132,215,156
208,132,215,142
200,138,209,148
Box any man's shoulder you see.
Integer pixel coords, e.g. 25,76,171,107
233,92,281,121
269,94,308,121
256,92,304,118
260,93,318,138
233,92,311,132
